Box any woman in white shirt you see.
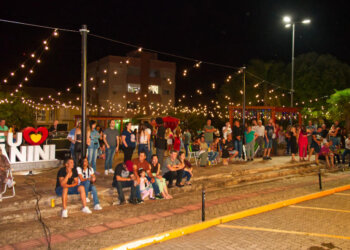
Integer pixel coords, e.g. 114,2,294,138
138,124,150,159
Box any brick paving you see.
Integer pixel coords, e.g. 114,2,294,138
0,171,349,249
146,190,350,250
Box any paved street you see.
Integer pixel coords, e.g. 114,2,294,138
146,189,350,250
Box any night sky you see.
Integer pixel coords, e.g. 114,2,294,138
1,0,349,104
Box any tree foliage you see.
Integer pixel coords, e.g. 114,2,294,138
326,88,350,130
0,91,36,128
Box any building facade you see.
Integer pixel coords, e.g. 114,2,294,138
87,51,176,117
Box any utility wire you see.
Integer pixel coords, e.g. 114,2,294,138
88,33,242,70
0,18,79,33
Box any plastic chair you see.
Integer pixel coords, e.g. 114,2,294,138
1,168,16,200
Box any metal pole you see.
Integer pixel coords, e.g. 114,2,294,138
242,67,246,127
291,23,295,108
202,188,206,222
318,170,322,190
80,25,89,161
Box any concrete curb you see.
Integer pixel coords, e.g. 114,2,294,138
102,184,350,250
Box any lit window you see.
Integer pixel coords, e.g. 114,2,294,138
148,85,159,94
127,83,141,93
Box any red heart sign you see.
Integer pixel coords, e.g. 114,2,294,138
23,127,49,145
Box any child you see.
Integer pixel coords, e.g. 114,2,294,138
319,141,335,168
245,125,257,161
138,169,154,200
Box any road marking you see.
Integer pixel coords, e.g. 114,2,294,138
290,205,350,213
334,192,350,196
218,224,350,240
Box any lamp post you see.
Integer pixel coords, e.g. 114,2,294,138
283,16,311,108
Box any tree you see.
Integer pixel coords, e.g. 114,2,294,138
0,91,36,129
326,88,350,131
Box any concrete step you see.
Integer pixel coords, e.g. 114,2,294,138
0,162,321,225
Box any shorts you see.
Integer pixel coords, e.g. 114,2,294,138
55,186,80,196
265,139,272,149
311,142,320,153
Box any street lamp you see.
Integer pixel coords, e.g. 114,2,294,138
283,16,311,108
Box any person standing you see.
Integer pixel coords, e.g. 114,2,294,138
137,124,150,160
103,120,120,175
87,120,100,173
341,134,350,166
48,120,59,138
245,125,257,161
263,119,274,160
298,126,308,161
306,120,316,152
183,129,191,157
253,120,265,157
222,121,232,140
121,122,136,162
203,119,216,146
0,119,8,144
144,121,153,162
67,125,77,163
309,127,323,163
155,117,167,166
290,126,298,162
233,120,244,160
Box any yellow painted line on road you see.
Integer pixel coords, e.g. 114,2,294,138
218,224,350,240
102,184,350,250
290,205,350,213
334,192,350,196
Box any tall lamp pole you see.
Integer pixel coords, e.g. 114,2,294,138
283,16,311,108
80,25,89,161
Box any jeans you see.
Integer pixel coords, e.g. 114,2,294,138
342,149,350,164
70,144,75,163
55,185,80,196
88,147,98,172
183,171,192,181
148,140,153,162
156,148,165,167
234,140,243,158
163,169,184,186
256,136,264,157
105,146,116,170
330,137,341,147
208,151,218,162
184,143,189,157
146,176,160,195
245,140,255,159
272,138,278,156
123,147,134,162
114,180,140,202
81,180,100,205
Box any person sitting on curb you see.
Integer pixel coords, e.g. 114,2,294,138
178,151,193,185
318,141,335,169
150,155,173,199
221,134,238,165
132,151,163,199
77,158,102,210
162,150,185,188
55,158,92,218
112,162,141,205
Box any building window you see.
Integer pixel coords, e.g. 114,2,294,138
150,69,160,77
49,110,55,121
148,85,159,94
36,110,46,121
162,89,170,95
127,66,140,76
127,83,141,93
126,101,139,109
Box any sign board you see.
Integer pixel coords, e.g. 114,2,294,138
0,127,56,164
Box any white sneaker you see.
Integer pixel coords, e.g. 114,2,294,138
108,169,114,174
94,204,102,210
82,206,92,214
104,170,108,175
86,197,91,203
61,209,68,218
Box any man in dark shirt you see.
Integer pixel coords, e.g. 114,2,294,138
233,120,244,160
155,117,167,166
112,162,140,205
320,124,328,139
263,119,275,160
133,151,161,198
55,158,91,218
